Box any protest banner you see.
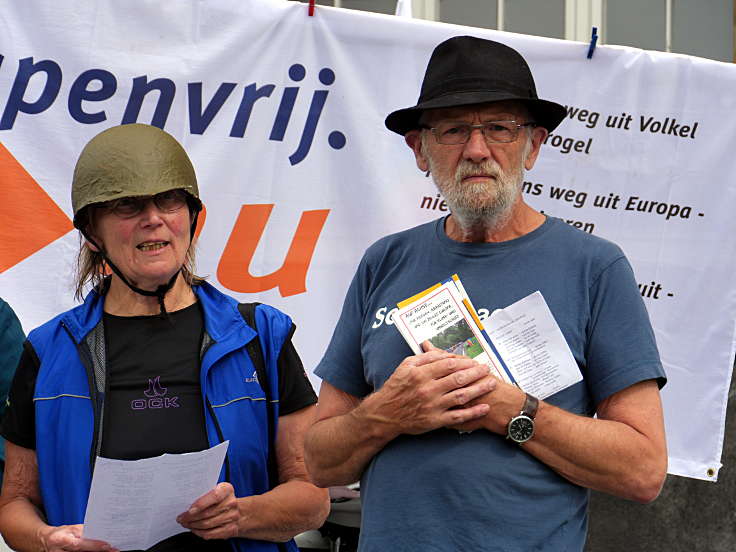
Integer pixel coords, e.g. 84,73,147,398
1,0,734,480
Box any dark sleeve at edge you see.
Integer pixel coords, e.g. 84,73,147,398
277,324,317,416
0,340,40,450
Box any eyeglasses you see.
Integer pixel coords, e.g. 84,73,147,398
99,189,189,218
426,120,536,145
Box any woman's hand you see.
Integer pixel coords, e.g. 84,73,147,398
178,406,330,543
0,444,116,552
37,524,116,552
176,482,239,540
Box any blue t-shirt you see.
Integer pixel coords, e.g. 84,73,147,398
315,216,665,552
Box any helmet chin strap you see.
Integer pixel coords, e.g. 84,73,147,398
81,228,180,317
80,206,199,317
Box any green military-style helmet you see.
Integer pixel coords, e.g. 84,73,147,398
71,123,202,229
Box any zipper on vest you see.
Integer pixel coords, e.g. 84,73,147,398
200,336,232,483
61,322,102,474
206,399,231,483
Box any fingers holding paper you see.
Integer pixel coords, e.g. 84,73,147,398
39,524,117,552
177,482,239,540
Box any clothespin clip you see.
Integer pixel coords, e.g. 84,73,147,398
308,0,316,16
587,26,598,59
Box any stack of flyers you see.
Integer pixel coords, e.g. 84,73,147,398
393,274,516,385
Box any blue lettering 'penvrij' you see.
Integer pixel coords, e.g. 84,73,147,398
0,55,347,166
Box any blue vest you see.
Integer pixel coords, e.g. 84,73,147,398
30,281,298,552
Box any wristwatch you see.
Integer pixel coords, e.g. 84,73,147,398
506,393,539,444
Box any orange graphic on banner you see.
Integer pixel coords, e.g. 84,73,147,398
217,204,329,297
0,143,74,273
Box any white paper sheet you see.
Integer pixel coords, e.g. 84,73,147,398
83,441,229,550
486,292,582,400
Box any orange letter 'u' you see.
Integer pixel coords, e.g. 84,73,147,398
217,204,330,297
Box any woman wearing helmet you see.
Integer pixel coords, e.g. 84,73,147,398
0,124,329,552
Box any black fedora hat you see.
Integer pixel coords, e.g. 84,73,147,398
385,35,566,135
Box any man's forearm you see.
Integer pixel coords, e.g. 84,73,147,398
470,379,666,502
305,396,399,487
307,356,496,486
235,480,329,542
523,393,667,503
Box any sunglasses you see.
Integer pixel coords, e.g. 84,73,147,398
98,189,189,218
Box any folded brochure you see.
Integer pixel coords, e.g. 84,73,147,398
394,275,582,400
394,274,514,384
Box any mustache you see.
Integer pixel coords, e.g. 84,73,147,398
454,160,502,181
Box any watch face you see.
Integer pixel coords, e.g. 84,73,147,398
508,416,534,443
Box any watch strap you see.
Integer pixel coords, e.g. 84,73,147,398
521,393,539,419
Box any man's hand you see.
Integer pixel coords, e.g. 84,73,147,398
450,376,527,434
37,524,116,552
418,341,525,435
363,347,496,438
305,346,497,487
177,483,239,540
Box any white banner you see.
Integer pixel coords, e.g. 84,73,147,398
0,0,733,481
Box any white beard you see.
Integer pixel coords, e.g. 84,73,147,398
428,156,525,232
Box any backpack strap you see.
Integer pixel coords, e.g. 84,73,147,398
237,303,279,492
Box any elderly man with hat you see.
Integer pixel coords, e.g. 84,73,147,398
305,36,667,551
